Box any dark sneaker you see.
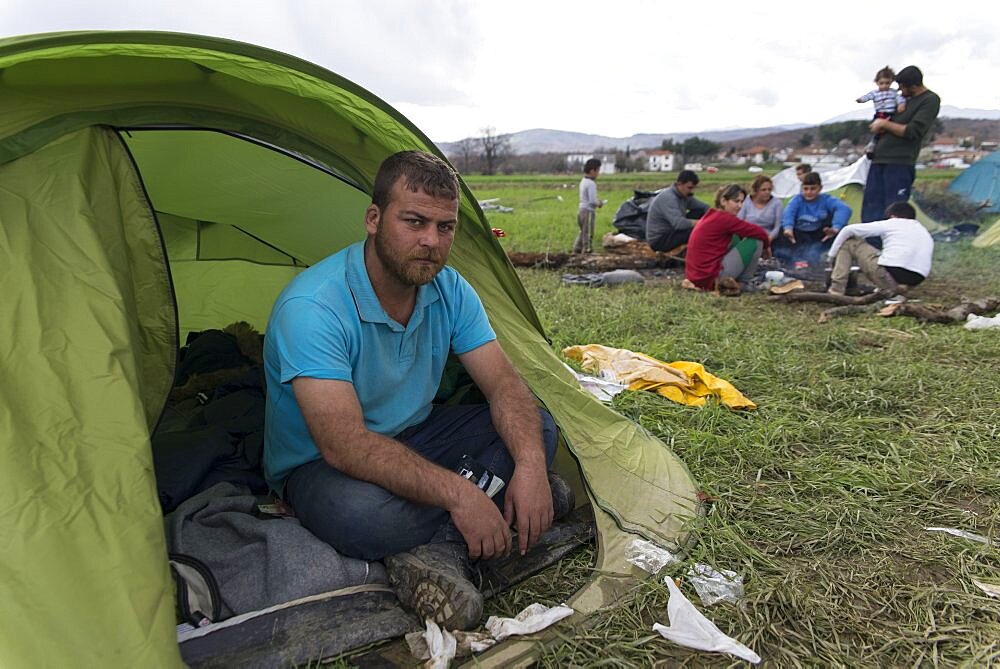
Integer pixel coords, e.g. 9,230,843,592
384,541,483,630
548,471,576,521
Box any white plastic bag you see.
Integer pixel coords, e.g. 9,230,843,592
964,313,1000,330
652,577,761,663
485,603,574,642
405,619,456,669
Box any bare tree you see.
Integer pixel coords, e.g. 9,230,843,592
453,137,479,174
479,126,511,175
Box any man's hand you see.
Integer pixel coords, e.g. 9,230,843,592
783,228,796,244
450,481,512,560
870,118,888,134
821,227,837,242
762,245,773,260
503,462,553,555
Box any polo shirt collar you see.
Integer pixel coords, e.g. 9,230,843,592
346,241,441,329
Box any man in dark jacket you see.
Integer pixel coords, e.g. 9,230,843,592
645,170,710,252
861,65,940,222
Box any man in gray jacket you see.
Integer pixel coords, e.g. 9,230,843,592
645,170,710,252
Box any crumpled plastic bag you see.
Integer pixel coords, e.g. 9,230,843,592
925,526,996,545
563,363,627,402
973,580,1000,598
625,538,682,574
485,603,574,642
405,619,456,669
562,344,756,410
406,622,496,664
653,577,761,663
964,313,1000,330
687,563,745,606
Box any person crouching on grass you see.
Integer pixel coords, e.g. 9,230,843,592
683,184,772,294
826,200,933,300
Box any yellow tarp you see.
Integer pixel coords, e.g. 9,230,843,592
563,344,756,410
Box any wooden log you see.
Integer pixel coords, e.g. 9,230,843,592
506,251,682,271
880,296,1000,323
768,291,884,305
817,303,882,323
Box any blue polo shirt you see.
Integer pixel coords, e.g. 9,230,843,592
263,241,496,493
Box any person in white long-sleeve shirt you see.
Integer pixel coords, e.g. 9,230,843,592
827,200,933,296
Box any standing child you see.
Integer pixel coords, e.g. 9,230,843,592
857,66,907,156
574,158,604,253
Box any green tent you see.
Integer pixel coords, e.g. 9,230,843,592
0,31,700,666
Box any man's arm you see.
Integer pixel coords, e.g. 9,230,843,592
458,341,553,555
650,190,690,230
291,376,512,559
828,220,896,258
870,93,940,140
686,196,710,220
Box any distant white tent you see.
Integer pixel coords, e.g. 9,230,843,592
771,157,870,198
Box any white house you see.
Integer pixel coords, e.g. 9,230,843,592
646,150,677,172
566,153,616,174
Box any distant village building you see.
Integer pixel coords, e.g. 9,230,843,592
646,150,677,172
566,153,616,174
796,151,846,168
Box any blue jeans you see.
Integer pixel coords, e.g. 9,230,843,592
862,163,915,222
285,404,559,560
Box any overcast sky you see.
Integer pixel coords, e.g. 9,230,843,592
5,0,999,142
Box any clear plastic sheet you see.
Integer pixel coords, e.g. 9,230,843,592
687,563,745,606
624,538,682,574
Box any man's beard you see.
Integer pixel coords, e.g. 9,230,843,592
373,227,445,286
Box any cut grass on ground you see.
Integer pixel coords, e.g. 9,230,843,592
488,238,1000,666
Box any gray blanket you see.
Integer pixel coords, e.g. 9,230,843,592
165,482,387,618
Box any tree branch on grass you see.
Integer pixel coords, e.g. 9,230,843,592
768,291,885,305
817,303,883,322
879,297,1000,323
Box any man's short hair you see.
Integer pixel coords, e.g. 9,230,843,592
885,201,916,219
795,164,812,175
372,150,459,210
801,172,822,187
583,158,602,173
677,169,699,185
895,66,923,87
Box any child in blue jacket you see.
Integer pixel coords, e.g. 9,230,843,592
776,172,852,263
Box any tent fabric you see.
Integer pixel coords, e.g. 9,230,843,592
972,218,1000,248
771,157,870,199
0,126,181,666
949,151,1000,214
0,31,701,667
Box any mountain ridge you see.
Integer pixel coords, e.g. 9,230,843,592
437,106,1000,155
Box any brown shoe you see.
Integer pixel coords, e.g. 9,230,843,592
385,541,483,630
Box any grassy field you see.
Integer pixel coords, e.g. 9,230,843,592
473,172,1000,666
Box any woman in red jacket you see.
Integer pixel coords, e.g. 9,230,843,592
684,184,772,292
